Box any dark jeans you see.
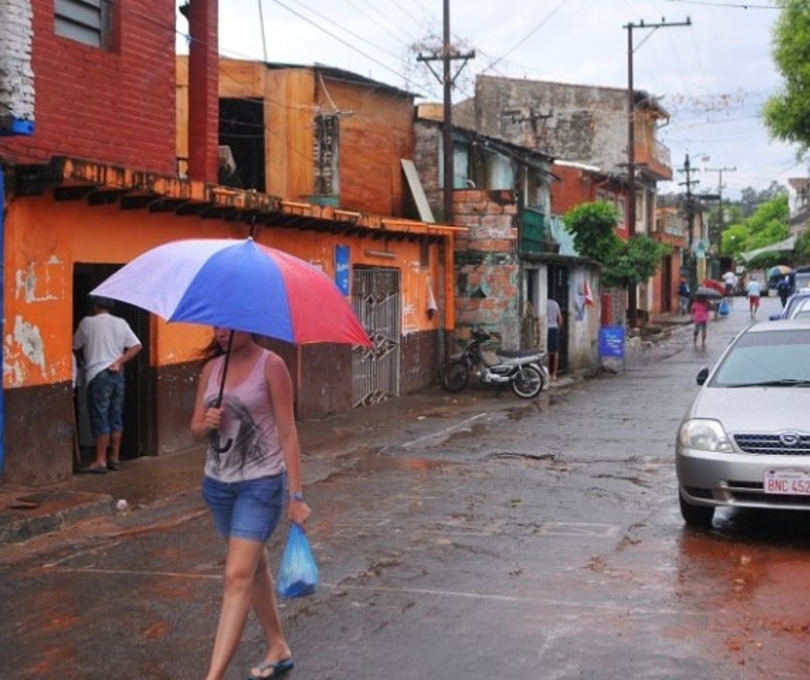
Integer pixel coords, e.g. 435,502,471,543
87,369,125,438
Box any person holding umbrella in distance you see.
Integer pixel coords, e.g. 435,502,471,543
692,284,720,347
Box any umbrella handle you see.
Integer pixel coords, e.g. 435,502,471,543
209,430,234,454
210,330,235,454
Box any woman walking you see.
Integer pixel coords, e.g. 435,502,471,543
191,328,311,680
691,294,712,347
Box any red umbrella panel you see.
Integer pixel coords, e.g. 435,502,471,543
702,279,727,295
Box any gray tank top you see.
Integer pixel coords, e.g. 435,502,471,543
203,350,285,482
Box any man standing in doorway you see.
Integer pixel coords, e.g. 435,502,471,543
74,296,142,473
547,297,563,381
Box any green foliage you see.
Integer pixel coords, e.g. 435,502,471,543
563,201,669,288
763,0,810,157
721,223,749,256
796,230,810,262
720,195,790,258
739,184,788,217
603,236,671,289
562,202,622,261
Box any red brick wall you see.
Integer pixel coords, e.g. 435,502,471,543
186,0,219,183
1,0,178,175
452,189,520,332
551,166,596,216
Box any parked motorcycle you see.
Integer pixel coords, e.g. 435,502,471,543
442,328,549,398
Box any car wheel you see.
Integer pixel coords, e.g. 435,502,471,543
679,491,714,528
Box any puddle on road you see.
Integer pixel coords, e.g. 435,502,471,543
670,512,810,671
337,451,452,475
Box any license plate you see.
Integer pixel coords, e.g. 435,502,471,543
764,469,810,495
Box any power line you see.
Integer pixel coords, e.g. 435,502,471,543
269,0,412,84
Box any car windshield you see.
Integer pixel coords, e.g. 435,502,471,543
710,330,810,387
788,297,810,319
784,294,810,318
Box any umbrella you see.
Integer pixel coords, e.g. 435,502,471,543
92,237,371,345
92,237,372,451
768,264,792,279
702,279,727,295
696,286,723,299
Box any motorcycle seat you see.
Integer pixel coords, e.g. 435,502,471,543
497,348,545,359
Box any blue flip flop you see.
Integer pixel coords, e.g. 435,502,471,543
247,658,294,679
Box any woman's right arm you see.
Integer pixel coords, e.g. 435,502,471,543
190,361,221,440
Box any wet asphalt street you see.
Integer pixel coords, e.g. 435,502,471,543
3,294,810,679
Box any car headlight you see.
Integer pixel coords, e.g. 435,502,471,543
678,419,733,453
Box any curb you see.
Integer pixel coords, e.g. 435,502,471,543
0,489,113,545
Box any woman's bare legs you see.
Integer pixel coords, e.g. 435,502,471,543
205,539,292,680
247,548,292,676
205,538,265,680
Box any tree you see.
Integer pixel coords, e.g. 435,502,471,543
562,202,622,261
744,194,789,249
721,223,749,258
796,230,810,262
721,195,791,263
605,236,670,290
763,0,810,157
563,202,669,289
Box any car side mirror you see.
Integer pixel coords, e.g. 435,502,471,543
696,367,709,386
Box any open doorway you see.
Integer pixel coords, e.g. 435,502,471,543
548,264,570,375
73,264,151,466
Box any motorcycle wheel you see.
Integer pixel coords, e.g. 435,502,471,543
442,361,470,393
511,364,544,399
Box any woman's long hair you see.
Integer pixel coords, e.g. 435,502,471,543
198,335,226,365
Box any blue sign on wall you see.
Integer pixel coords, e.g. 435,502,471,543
599,325,625,360
335,245,350,295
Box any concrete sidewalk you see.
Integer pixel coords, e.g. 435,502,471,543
0,386,549,545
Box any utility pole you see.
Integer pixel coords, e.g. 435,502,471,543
704,165,736,247
417,0,475,226
624,17,690,237
623,16,690,323
678,154,701,295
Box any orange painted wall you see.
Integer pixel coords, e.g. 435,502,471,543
4,196,441,390
315,75,414,216
178,59,416,217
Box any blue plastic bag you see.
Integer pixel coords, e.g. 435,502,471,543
718,299,730,317
276,523,318,598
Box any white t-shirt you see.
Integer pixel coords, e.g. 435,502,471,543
73,313,141,384
746,279,762,297
547,299,561,329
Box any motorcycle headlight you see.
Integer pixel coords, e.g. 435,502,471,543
678,418,733,453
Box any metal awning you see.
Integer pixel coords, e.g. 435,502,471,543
738,236,796,263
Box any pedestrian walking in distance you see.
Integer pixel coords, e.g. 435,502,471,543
691,294,712,347
746,277,762,319
678,277,690,316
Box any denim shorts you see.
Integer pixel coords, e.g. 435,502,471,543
87,369,125,438
202,473,285,542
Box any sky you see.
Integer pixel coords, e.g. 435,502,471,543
178,0,803,201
